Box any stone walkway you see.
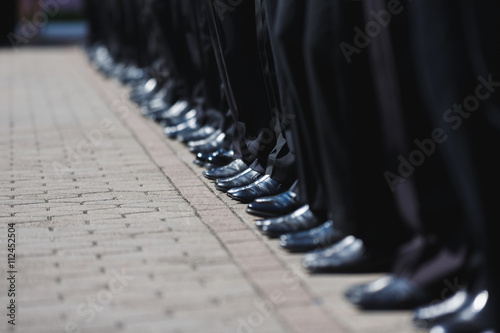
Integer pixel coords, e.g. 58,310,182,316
0,46,421,333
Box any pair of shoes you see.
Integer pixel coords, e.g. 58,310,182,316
90,46,116,76
205,149,234,167
130,77,158,104
215,168,263,192
246,189,302,218
414,290,496,332
255,205,322,238
428,291,496,333
140,84,170,107
203,159,249,180
302,235,392,274
141,97,173,120
179,125,217,144
118,65,147,85
107,62,126,79
188,130,225,154
226,175,288,203
279,220,346,252
144,99,186,122
194,148,233,167
413,290,470,328
157,100,194,126
344,274,434,310
164,117,199,139
161,108,197,128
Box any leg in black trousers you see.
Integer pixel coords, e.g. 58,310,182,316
409,0,500,330
340,0,471,312
202,0,293,202
299,0,413,263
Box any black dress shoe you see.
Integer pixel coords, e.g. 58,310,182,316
206,149,234,167
99,60,124,78
344,274,433,310
255,205,321,238
413,290,470,328
226,175,288,203
158,105,196,127
188,129,221,149
118,65,147,84
143,94,175,119
108,62,126,79
130,78,158,103
148,100,188,122
302,236,392,273
279,220,346,252
163,109,197,128
178,125,216,144
141,102,170,120
428,291,495,333
215,169,263,192
188,131,225,154
194,148,225,167
142,85,170,105
246,189,301,218
163,118,199,139
203,159,249,180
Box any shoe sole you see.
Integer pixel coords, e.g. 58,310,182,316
245,208,287,219
214,185,230,193
303,258,392,274
226,193,254,203
279,245,318,253
193,159,206,167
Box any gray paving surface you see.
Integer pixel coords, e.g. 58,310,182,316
0,46,423,333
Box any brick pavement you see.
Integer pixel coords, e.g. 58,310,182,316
0,46,421,333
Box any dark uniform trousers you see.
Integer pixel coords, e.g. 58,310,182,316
274,0,412,249
362,0,471,292
271,0,470,295
409,0,500,323
204,0,296,184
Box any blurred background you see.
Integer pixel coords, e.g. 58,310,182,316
1,0,87,46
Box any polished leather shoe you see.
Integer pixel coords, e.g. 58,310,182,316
344,275,433,310
108,62,126,79
149,100,188,121
142,92,175,119
302,235,392,273
158,104,195,127
141,103,171,121
206,149,234,167
279,220,346,252
98,59,124,78
188,131,225,154
162,109,197,128
194,148,225,167
130,78,158,103
215,168,263,192
255,205,321,238
428,291,496,333
203,159,249,180
141,102,165,118
178,125,216,144
413,290,470,328
118,65,147,84
226,175,288,203
246,189,301,218
164,117,199,139
188,129,220,148
196,149,234,169
141,84,170,105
